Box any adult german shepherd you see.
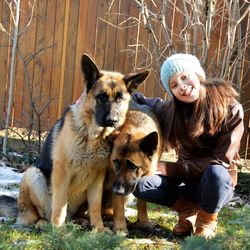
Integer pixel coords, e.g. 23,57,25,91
108,100,163,233
16,54,150,231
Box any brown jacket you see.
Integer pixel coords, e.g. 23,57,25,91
133,93,244,187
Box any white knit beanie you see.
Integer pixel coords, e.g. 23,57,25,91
160,54,206,96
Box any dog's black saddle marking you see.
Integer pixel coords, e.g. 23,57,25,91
35,107,69,180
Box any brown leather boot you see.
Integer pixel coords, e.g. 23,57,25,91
170,196,200,236
195,209,218,239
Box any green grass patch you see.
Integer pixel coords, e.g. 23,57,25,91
0,205,250,249
181,206,250,250
0,222,125,250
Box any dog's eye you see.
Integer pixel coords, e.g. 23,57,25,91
113,159,121,171
126,160,138,172
96,92,108,103
115,92,123,102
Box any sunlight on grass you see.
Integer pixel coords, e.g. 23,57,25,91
0,223,125,250
182,206,250,250
0,204,249,249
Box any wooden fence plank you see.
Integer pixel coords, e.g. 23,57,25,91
21,1,39,132
13,1,28,128
49,0,66,127
95,0,108,69
0,1,10,126
113,0,129,73
136,1,153,96
57,0,70,117
85,0,98,57
60,0,80,112
124,0,139,74
147,1,165,100
72,0,89,102
104,0,119,71
32,0,47,130
40,0,57,130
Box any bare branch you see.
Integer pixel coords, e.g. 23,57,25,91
236,2,250,25
133,0,161,59
0,23,12,38
99,16,140,30
18,0,37,35
24,43,55,67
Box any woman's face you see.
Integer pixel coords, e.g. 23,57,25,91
169,71,201,103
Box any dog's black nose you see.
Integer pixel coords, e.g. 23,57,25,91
106,117,118,126
113,182,125,196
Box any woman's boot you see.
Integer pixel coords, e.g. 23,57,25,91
170,196,200,236
195,209,218,239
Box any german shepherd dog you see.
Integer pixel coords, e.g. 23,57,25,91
16,54,150,231
108,100,163,233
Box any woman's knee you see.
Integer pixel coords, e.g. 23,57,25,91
133,175,162,197
133,175,180,206
200,165,234,213
133,176,147,198
203,165,232,187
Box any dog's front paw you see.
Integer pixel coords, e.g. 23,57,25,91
113,225,129,235
35,219,48,229
135,220,155,233
94,226,113,234
51,213,66,227
73,218,90,228
112,216,128,235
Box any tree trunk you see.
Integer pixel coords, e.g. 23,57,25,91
2,0,21,154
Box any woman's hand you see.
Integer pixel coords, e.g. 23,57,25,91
132,92,147,105
156,162,168,176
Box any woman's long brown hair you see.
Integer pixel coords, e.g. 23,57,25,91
168,78,238,149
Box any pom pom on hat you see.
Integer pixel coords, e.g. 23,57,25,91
160,54,206,95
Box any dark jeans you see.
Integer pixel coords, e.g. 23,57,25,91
133,164,234,213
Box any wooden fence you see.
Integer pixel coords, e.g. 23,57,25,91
0,0,249,159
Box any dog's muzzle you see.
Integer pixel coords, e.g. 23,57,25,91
113,180,137,196
105,115,118,127
113,181,129,196
95,111,119,128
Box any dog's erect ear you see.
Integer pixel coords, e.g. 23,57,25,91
139,131,158,157
123,70,150,92
81,54,102,92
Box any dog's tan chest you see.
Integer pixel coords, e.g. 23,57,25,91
70,139,111,167
67,139,110,191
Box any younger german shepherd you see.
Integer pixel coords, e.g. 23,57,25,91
16,54,150,231
109,100,163,233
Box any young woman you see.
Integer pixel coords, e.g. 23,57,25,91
133,54,244,239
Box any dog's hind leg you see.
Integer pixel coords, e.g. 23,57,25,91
67,191,87,219
68,191,89,227
16,167,51,226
